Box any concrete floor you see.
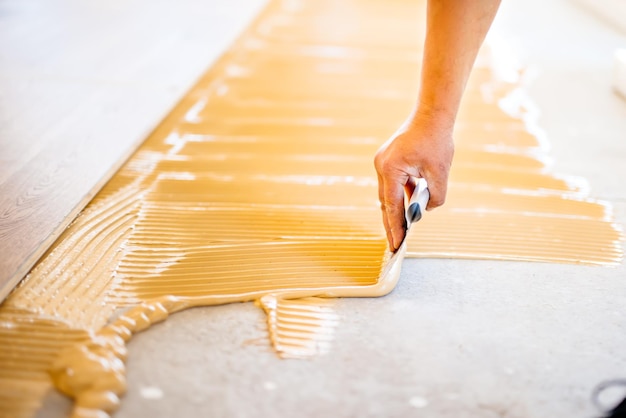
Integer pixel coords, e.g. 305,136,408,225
36,0,626,417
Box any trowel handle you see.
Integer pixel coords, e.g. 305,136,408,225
406,178,430,224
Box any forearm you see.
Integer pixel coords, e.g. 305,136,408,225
412,0,501,126
374,0,501,251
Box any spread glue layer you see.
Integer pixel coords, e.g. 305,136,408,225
0,0,622,417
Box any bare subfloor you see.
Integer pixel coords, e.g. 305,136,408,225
35,0,626,417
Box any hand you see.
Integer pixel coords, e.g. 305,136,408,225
374,112,454,251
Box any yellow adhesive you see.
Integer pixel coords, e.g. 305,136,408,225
258,296,339,359
0,0,623,416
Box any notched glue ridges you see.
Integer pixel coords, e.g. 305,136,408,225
0,0,623,416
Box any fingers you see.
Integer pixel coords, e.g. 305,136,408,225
425,140,454,210
376,171,394,250
381,175,407,251
423,171,448,210
404,176,417,201
377,167,407,251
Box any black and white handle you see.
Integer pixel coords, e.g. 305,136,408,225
406,178,430,225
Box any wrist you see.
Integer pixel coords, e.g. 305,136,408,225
406,104,456,134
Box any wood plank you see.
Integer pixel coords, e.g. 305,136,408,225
0,0,265,301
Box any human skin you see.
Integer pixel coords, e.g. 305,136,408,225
374,0,501,251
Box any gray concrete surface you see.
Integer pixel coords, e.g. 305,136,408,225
38,0,626,417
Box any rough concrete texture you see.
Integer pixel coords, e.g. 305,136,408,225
38,0,626,417
115,260,625,418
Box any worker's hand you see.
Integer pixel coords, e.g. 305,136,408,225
374,112,454,251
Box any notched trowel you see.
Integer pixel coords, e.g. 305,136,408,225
266,178,429,300
405,177,430,226
376,178,430,293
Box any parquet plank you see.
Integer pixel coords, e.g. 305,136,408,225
0,0,264,301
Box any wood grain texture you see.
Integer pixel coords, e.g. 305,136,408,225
0,0,265,301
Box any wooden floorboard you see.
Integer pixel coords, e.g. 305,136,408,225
0,0,265,301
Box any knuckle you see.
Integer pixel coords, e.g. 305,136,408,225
373,152,385,169
429,195,445,208
373,155,396,176
384,200,403,213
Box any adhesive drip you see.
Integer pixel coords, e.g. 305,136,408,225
258,296,340,359
0,0,623,417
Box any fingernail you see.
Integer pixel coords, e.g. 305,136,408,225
391,232,400,251
394,228,407,251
